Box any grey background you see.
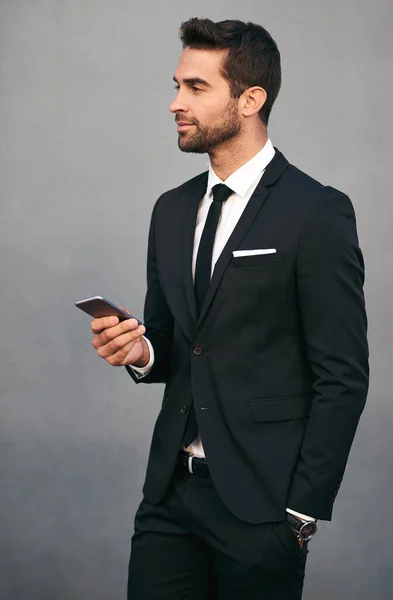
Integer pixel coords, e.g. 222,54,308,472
0,0,391,598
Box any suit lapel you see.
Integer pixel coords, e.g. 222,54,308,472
197,149,289,326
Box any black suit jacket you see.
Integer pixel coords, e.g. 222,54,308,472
127,149,369,523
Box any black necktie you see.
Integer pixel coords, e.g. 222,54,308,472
194,184,233,315
182,183,233,448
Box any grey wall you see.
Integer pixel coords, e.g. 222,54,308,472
0,1,392,598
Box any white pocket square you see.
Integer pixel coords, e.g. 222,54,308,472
232,248,277,257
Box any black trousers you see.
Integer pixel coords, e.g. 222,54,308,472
128,465,309,599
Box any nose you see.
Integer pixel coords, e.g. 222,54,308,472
169,90,188,114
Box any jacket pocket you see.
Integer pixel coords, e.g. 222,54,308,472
250,394,312,423
232,252,283,267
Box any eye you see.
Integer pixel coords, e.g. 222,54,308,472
192,86,201,93
174,84,180,91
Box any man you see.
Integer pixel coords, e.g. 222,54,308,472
91,18,369,599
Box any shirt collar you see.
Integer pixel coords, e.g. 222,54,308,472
206,138,275,199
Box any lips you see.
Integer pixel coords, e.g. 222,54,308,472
177,122,195,132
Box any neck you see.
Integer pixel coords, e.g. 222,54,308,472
208,128,268,181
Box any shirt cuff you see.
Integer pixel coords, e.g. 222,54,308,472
127,336,154,379
286,508,316,522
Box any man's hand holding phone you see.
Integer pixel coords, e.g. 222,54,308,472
90,315,149,368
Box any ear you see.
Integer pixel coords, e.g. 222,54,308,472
240,86,267,118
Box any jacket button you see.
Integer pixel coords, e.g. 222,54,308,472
180,405,188,415
193,345,203,356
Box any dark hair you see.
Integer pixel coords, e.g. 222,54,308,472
179,18,281,126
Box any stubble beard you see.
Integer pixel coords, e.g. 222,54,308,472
177,99,241,154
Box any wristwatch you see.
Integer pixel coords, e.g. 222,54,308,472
286,512,318,542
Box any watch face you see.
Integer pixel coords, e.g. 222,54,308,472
299,522,317,541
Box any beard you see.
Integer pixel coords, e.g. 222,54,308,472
177,99,241,154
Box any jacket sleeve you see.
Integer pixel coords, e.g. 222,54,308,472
287,190,369,520
126,195,174,384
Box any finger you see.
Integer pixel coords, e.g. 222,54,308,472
105,333,146,366
92,318,141,347
95,325,146,356
91,316,119,334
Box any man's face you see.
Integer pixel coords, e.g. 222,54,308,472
169,48,241,153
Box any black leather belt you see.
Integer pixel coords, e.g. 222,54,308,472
176,450,210,476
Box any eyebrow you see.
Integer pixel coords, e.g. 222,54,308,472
173,76,211,88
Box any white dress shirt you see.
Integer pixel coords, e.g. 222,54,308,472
130,139,315,522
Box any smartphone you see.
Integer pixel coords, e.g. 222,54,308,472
75,296,143,325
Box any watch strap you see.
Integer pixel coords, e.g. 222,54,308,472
286,512,305,531
286,512,318,541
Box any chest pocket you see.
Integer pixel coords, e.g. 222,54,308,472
232,252,283,267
